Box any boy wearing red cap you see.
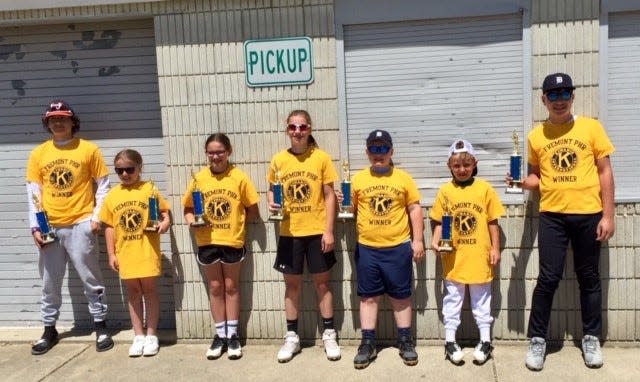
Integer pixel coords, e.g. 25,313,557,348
26,100,113,355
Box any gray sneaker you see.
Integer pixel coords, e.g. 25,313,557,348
581,335,603,368
525,337,546,371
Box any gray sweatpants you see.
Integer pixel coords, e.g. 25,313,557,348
38,220,108,325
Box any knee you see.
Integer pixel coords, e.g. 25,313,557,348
209,282,224,298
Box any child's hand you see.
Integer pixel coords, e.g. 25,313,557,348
489,248,501,266
108,254,119,272
157,219,170,234
335,189,344,205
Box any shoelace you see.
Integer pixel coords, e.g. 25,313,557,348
583,340,599,353
530,342,545,356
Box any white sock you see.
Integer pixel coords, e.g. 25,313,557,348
226,320,238,337
215,321,226,338
480,327,491,343
445,329,457,343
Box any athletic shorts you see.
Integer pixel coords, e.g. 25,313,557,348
355,241,413,299
197,244,246,266
273,235,336,275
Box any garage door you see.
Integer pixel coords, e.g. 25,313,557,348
343,13,524,202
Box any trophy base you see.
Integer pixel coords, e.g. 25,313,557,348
191,221,208,227
437,240,454,253
144,226,159,232
337,211,354,220
41,233,57,245
505,182,524,194
268,214,284,221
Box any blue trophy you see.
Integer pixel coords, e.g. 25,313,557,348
144,180,160,231
269,168,284,221
32,194,56,245
506,130,524,194
338,160,354,220
191,171,207,227
438,195,453,252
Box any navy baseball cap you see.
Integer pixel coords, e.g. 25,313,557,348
542,73,575,93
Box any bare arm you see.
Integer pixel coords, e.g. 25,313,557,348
104,225,119,272
488,220,501,266
407,203,425,262
596,156,615,241
321,183,336,252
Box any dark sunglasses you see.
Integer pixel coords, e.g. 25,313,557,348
368,145,391,154
115,167,136,175
546,89,572,102
287,123,310,132
206,150,226,156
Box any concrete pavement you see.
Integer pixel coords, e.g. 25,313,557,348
1,328,639,382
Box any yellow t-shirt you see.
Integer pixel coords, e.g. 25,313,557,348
267,148,338,237
99,181,170,279
429,178,505,284
26,138,109,226
528,116,615,213
352,167,421,247
182,165,260,248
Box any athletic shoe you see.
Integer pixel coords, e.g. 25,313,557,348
322,329,341,361
582,335,603,368
206,335,227,360
525,337,546,371
398,335,418,366
227,334,243,360
444,341,464,364
129,335,145,357
143,335,159,356
31,326,58,355
353,338,377,369
94,321,114,352
276,331,300,363
473,341,493,364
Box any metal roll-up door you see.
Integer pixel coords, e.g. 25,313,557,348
0,18,172,328
607,11,640,201
343,13,523,201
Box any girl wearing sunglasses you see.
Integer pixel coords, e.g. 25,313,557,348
99,149,171,357
267,109,341,363
182,133,260,361
346,129,425,369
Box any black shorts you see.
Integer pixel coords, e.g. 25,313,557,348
274,235,336,275
197,245,246,266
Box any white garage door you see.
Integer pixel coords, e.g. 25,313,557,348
607,11,640,201
343,13,524,202
0,18,174,328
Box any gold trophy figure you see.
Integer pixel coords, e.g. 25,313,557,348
144,180,160,231
506,129,524,194
32,194,56,245
437,195,454,252
191,171,207,227
269,168,284,221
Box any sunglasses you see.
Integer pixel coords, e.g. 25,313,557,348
545,89,572,102
287,123,310,132
206,150,226,156
115,167,136,175
367,145,391,154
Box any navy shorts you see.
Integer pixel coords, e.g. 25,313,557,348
197,245,246,266
355,241,413,299
274,235,336,275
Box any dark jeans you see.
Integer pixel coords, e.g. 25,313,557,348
527,212,603,339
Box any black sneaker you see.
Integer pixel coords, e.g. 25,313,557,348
206,335,227,360
31,326,58,355
473,341,493,364
94,321,114,352
444,341,464,364
353,338,377,369
398,335,418,366
227,334,242,360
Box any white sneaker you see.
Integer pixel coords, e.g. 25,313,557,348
582,335,603,368
525,337,546,371
322,329,341,361
128,335,145,357
277,331,300,362
143,335,159,356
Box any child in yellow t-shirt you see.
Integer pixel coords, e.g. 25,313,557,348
430,139,505,365
99,149,171,357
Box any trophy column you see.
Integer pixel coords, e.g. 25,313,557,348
191,171,207,227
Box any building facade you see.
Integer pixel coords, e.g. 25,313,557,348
0,0,638,342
